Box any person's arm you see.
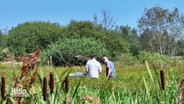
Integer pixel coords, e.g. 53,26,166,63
107,67,111,79
85,61,89,73
98,64,102,74
99,69,102,74
86,68,89,73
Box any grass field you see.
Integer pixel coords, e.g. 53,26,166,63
0,61,184,104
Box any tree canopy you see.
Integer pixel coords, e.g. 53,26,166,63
1,6,184,65
7,21,64,56
138,6,184,56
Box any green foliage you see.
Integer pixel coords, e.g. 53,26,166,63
6,20,128,60
138,6,184,56
116,53,139,65
138,51,171,65
7,21,64,56
0,47,7,61
65,20,129,60
118,25,142,56
176,39,184,56
0,33,7,48
41,38,110,66
1,63,183,103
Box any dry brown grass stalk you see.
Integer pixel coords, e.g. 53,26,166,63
81,94,101,104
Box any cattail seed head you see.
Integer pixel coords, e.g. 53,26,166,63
43,77,47,101
65,76,69,93
1,73,6,100
49,72,54,94
160,70,165,91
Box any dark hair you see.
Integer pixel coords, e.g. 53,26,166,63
91,55,97,59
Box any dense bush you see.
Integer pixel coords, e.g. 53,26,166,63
0,47,6,61
138,51,172,66
0,33,7,48
7,21,64,56
41,38,110,66
116,53,139,65
65,21,129,60
6,21,129,60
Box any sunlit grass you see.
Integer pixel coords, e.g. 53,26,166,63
0,62,184,103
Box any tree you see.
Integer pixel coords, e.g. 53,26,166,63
41,38,110,66
93,9,117,30
118,25,142,56
176,39,184,56
0,29,8,48
138,6,184,56
66,20,129,60
7,21,64,56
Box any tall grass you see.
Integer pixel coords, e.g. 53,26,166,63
0,62,183,103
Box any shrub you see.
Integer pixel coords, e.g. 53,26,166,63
7,21,64,56
41,38,110,66
0,47,7,61
138,51,171,66
116,53,139,66
65,21,129,60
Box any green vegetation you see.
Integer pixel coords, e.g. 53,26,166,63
0,62,184,103
7,21,64,56
41,37,110,66
0,6,184,103
1,6,183,64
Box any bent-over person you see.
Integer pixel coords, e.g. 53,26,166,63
103,56,116,79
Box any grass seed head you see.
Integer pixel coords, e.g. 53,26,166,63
1,73,6,100
65,76,69,93
160,70,165,91
43,77,47,101
49,72,54,94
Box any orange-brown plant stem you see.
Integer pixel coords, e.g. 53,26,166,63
160,70,165,91
1,73,5,100
26,68,38,87
43,77,47,101
65,76,69,93
49,72,54,94
9,98,14,104
13,75,17,87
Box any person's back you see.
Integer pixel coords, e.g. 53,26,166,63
103,56,116,79
86,56,102,79
106,60,116,79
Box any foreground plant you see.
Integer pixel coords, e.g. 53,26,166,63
1,73,5,100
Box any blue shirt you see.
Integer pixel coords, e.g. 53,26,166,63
106,60,116,78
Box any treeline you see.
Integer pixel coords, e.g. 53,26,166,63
0,6,184,66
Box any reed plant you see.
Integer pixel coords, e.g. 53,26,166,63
0,61,184,103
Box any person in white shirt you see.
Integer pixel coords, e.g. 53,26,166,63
85,55,102,79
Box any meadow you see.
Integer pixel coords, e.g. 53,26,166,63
0,61,184,104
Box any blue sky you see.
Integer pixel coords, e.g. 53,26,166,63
0,0,183,30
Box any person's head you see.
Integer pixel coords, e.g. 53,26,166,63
91,55,97,60
102,56,108,63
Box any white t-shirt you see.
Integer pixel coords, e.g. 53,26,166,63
86,59,102,79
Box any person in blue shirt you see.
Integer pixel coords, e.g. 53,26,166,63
103,56,116,79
